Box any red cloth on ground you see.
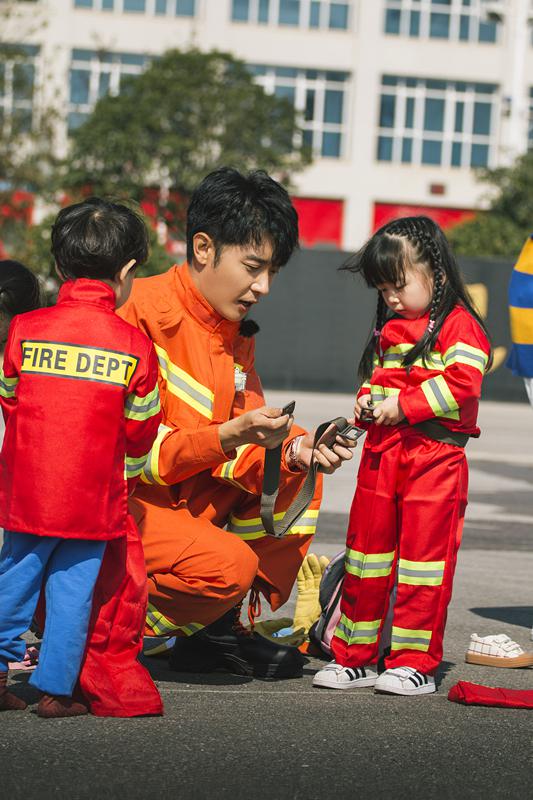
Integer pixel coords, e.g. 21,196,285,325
448,681,533,709
78,517,164,717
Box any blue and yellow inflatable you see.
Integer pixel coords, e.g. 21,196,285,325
508,234,533,378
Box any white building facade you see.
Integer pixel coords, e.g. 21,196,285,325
2,0,533,249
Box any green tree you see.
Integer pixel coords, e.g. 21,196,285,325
0,2,59,270
65,48,311,240
450,150,533,257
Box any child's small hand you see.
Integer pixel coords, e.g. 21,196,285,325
372,396,405,426
354,394,371,421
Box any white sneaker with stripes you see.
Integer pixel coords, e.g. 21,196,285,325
312,661,378,690
374,666,436,696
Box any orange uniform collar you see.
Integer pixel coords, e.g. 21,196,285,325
175,262,241,338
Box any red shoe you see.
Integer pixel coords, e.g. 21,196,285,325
0,670,28,711
37,693,88,718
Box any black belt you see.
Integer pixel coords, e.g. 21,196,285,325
414,419,469,448
260,416,349,539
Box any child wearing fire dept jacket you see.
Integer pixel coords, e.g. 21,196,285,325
0,198,162,717
313,216,492,695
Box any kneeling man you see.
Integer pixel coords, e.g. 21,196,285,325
120,167,354,679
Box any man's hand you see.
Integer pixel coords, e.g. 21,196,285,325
297,419,357,475
372,395,405,426
354,393,372,421
219,406,293,452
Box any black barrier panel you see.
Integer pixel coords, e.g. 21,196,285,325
253,249,527,402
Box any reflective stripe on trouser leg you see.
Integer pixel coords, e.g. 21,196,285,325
132,496,259,635
330,438,402,668
146,602,205,638
385,434,468,674
334,615,382,646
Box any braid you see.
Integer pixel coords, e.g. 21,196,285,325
358,292,387,384
375,292,386,338
398,220,447,367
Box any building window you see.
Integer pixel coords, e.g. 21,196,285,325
0,44,39,135
384,0,499,43
250,64,349,157
68,49,148,130
232,0,351,30
73,0,196,15
377,75,498,168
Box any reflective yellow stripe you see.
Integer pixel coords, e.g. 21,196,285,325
345,548,395,579
154,343,214,420
140,423,172,485
228,509,319,540
398,558,445,586
0,368,18,399
334,615,382,645
391,625,432,652
421,374,460,420
370,384,400,403
216,444,255,494
124,452,150,480
124,384,161,421
146,603,204,637
382,343,444,371
443,342,488,374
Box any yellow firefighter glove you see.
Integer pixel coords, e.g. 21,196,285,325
251,618,307,647
292,553,330,634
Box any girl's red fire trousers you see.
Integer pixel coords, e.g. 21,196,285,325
331,426,468,676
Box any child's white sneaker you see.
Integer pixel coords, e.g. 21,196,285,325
312,661,377,690
465,633,533,668
374,666,435,695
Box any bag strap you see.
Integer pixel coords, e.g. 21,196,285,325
260,416,348,538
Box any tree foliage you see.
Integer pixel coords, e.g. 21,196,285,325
450,150,533,257
0,2,60,266
66,48,310,207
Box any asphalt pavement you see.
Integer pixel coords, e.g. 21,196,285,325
2,394,533,800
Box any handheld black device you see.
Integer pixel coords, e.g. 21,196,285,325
281,401,296,416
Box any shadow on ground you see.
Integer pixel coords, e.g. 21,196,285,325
469,606,533,629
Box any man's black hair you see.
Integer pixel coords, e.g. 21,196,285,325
0,260,41,317
51,197,149,281
186,167,299,267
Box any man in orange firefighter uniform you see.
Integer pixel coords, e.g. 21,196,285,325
120,168,356,679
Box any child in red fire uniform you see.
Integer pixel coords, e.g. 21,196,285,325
313,216,492,695
0,198,162,716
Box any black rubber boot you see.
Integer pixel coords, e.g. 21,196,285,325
168,606,305,680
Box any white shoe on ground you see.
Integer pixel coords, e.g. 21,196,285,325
465,633,533,668
374,666,436,696
312,661,378,690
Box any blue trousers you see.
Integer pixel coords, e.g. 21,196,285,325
0,531,106,696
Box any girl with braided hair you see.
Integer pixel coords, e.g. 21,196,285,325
313,216,492,696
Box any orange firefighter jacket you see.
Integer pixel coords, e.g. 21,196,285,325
119,263,305,507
